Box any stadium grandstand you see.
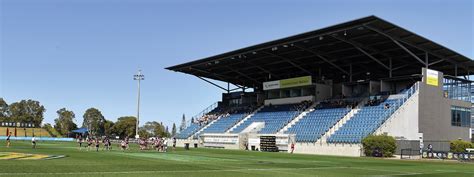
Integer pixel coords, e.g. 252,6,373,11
167,16,474,156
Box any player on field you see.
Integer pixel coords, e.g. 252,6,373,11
31,136,37,149
95,138,100,152
120,139,127,151
163,138,168,152
105,137,111,151
125,137,130,150
172,137,176,151
77,135,83,150
6,132,11,148
139,138,145,150
102,137,108,151
87,137,93,151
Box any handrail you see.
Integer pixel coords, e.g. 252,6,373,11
187,102,219,127
371,81,420,135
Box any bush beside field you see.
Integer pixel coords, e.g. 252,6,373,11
450,139,473,153
362,134,396,157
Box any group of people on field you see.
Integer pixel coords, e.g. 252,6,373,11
76,134,177,152
76,135,112,152
138,137,172,152
4,131,37,149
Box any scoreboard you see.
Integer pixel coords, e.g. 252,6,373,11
260,136,278,152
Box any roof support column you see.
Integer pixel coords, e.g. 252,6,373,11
227,82,230,93
389,58,392,78
425,53,429,68
319,67,322,80
349,64,353,82
455,64,458,77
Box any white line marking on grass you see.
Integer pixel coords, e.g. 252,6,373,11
0,166,347,176
351,167,422,176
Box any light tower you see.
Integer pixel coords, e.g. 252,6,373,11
133,69,144,138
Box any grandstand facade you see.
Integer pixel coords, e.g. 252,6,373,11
167,16,474,156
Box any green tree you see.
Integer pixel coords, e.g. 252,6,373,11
171,123,177,137
54,108,77,136
82,108,105,136
8,99,45,126
103,120,115,137
0,98,8,122
143,121,159,136
138,127,152,139
141,121,169,138
113,116,136,138
179,114,186,132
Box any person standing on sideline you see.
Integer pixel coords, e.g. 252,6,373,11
31,136,37,149
6,132,12,148
290,143,295,154
172,137,176,151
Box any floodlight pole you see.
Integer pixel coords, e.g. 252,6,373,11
134,69,144,139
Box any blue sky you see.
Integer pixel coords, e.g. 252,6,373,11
1,0,473,128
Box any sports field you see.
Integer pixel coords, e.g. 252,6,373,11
0,141,473,177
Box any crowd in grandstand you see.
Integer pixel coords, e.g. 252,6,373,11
316,99,357,109
293,100,312,112
195,114,221,126
367,95,389,106
194,105,258,126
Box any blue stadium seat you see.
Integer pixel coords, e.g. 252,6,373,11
176,123,202,139
327,98,404,143
199,113,245,134
230,104,299,134
285,108,349,142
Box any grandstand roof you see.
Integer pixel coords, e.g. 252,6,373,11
166,15,474,88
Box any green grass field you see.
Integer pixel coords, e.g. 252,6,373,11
0,140,473,177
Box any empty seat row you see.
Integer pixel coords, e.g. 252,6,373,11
327,99,404,143
285,108,350,142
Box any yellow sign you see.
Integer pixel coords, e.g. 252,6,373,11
263,76,312,90
426,69,439,86
280,76,312,88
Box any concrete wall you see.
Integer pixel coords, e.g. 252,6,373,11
333,83,343,97
375,91,421,140
199,134,240,149
292,142,362,157
174,139,200,148
315,83,332,101
369,81,381,95
264,95,314,105
380,81,390,92
342,84,352,97
418,68,471,141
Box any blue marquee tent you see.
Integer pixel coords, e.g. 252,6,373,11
71,128,88,134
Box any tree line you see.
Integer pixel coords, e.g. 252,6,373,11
0,98,178,138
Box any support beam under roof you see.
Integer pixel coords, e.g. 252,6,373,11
331,35,390,70
261,51,314,76
294,45,350,75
